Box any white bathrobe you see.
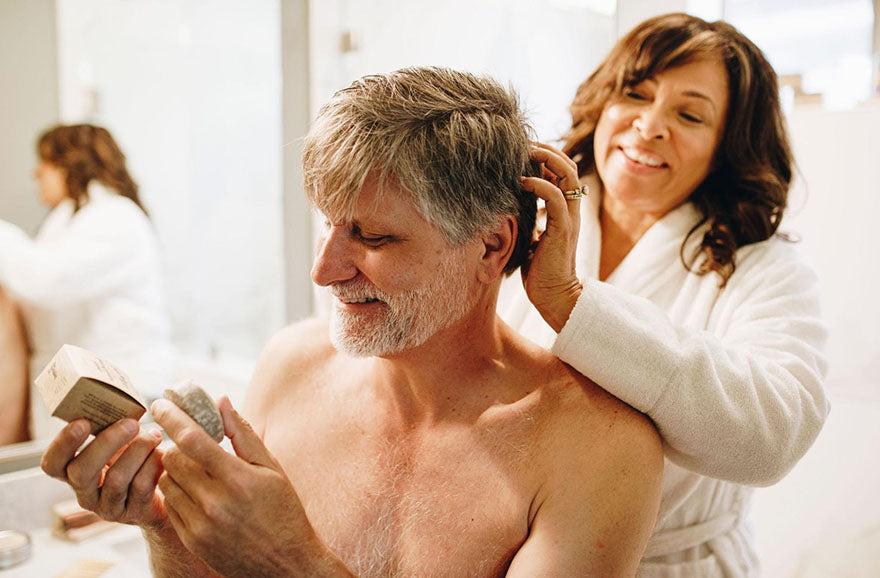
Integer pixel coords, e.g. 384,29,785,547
0,183,174,440
498,189,829,577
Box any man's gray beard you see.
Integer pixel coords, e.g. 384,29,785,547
328,250,473,358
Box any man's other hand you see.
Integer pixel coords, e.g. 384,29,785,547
153,395,351,577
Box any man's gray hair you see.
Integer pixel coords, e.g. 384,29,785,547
302,66,537,273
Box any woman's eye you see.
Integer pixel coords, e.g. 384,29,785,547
680,112,704,124
624,88,647,101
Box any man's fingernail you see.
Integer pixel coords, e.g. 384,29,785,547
120,419,138,434
151,398,169,414
71,420,89,438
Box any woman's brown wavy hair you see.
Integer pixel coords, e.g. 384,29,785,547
37,124,148,216
563,13,792,285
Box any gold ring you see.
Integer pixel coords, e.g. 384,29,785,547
563,184,589,200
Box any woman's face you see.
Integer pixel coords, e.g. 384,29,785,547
593,57,729,220
33,160,68,208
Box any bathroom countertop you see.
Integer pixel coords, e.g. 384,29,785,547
0,523,151,577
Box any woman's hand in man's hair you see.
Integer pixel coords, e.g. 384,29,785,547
519,143,584,333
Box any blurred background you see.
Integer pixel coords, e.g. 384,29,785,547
0,0,878,575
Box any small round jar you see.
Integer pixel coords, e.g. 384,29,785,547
0,530,31,569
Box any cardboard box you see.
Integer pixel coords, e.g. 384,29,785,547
34,344,146,434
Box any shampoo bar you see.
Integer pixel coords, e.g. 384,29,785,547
163,381,224,442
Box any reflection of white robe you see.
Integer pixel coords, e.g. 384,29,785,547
499,190,829,577
0,184,174,440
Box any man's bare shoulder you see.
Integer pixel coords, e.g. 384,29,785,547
243,317,341,429
510,335,660,454
503,342,663,577
559,363,657,440
554,363,662,477
264,317,336,367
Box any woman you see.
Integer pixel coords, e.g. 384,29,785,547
0,124,174,440
507,13,829,577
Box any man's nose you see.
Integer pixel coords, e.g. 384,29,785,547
632,105,670,140
310,226,359,287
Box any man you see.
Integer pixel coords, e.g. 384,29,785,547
0,286,28,444
42,67,662,577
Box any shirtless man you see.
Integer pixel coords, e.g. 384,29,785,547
42,67,663,577
0,285,29,444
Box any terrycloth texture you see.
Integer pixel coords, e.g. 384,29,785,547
498,190,829,577
0,183,174,440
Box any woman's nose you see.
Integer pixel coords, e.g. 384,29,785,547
632,105,670,140
310,226,359,287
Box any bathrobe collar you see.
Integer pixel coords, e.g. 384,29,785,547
576,179,706,291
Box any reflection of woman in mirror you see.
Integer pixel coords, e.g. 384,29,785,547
0,124,174,440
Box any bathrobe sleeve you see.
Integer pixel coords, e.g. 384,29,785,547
0,201,154,309
552,241,829,486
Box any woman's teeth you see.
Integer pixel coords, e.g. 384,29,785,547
622,147,664,168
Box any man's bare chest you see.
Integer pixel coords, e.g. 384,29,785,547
266,417,536,577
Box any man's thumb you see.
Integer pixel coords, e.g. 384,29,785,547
218,396,278,469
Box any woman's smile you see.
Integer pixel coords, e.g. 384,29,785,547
619,145,667,170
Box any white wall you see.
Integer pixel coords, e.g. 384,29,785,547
309,0,616,142
616,0,684,37
55,0,286,363
281,0,315,323
752,395,880,577
783,101,880,399
0,0,58,235
751,102,880,578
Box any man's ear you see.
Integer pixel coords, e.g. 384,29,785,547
477,216,517,283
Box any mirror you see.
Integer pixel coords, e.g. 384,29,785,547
0,0,290,449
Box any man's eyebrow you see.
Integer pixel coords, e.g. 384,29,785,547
351,219,394,233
